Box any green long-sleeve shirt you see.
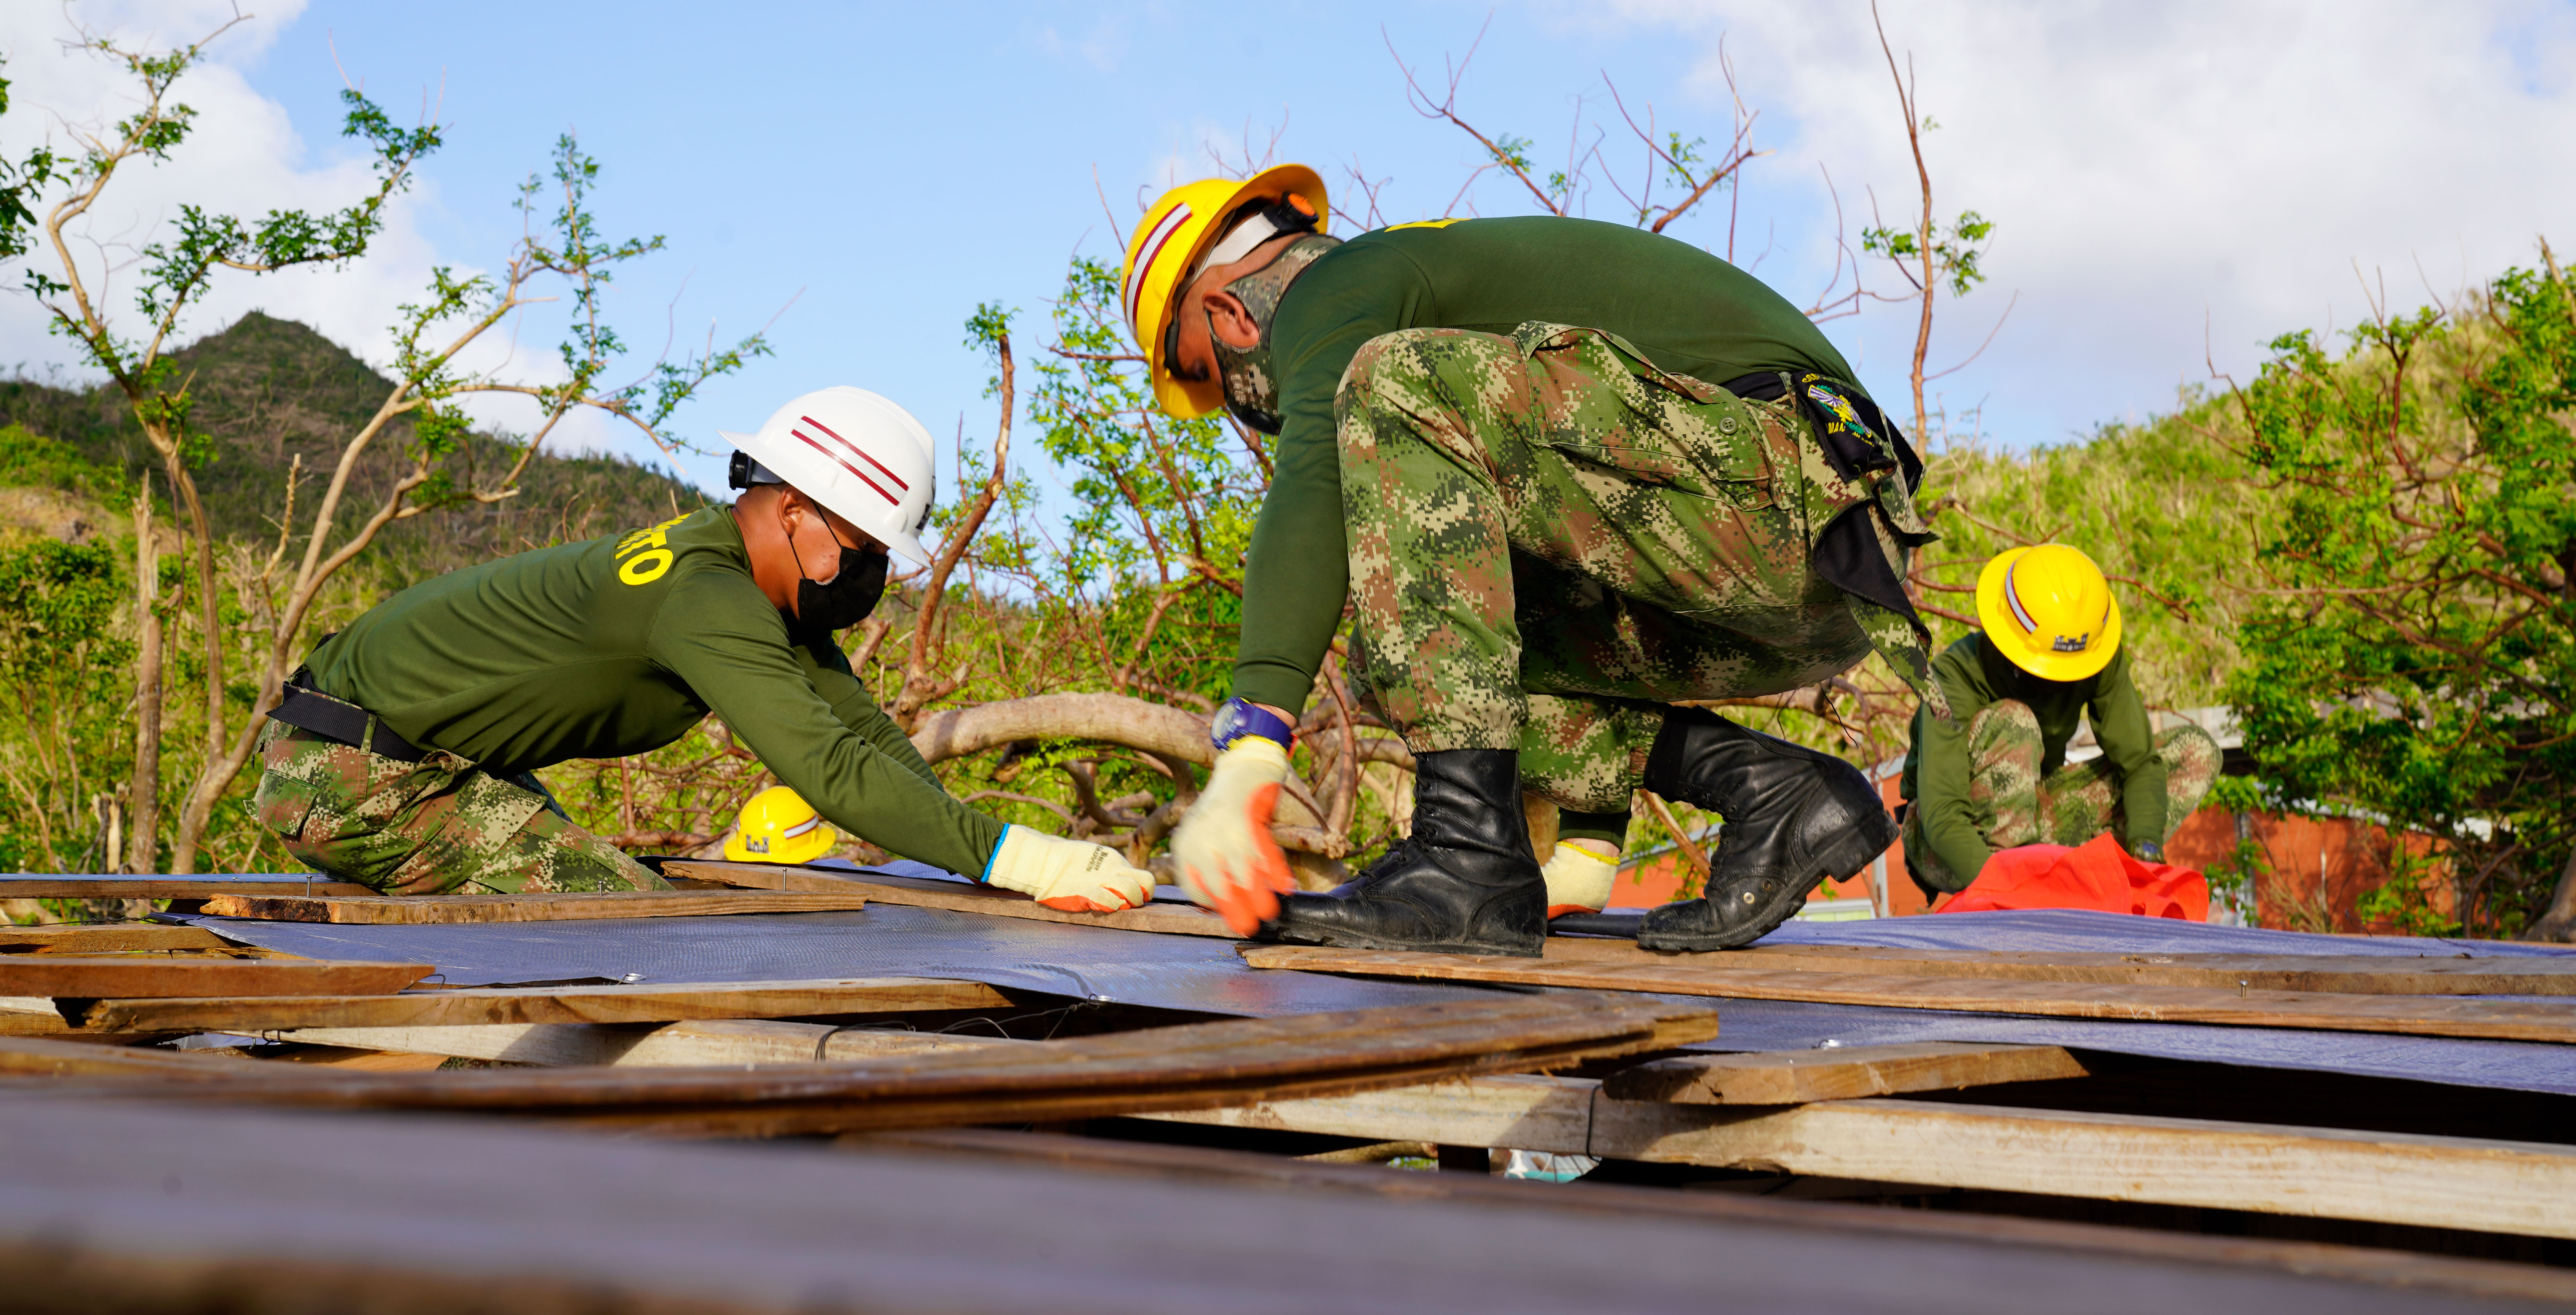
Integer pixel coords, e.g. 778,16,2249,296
1899,633,2166,884
1232,216,1866,713
304,506,1003,875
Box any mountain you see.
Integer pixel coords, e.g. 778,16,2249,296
0,312,712,577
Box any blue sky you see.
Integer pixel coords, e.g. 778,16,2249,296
6,1,2574,501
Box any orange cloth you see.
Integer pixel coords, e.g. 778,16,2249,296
1939,832,2209,921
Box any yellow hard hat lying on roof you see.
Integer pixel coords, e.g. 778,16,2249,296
1121,165,1328,418
723,785,837,865
1976,544,2122,682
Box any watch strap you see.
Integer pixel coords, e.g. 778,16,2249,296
1210,697,1295,751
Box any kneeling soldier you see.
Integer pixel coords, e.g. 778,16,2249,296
252,387,1155,911
1899,545,2220,896
1127,167,1952,955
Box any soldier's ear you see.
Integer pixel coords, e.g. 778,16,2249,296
1200,288,1262,350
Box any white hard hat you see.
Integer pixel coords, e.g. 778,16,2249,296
720,386,938,564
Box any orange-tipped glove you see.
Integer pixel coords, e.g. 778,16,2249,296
983,824,1155,913
1541,840,1619,918
1170,737,1296,935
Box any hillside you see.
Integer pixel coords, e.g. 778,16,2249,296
0,312,712,576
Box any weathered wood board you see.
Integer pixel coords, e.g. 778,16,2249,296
276,1018,1013,1067
1151,1077,2576,1240
0,1035,273,1079
1547,937,2576,996
1243,946,2576,1043
7,1092,2555,1315
71,976,1014,1033
666,859,1234,936
200,887,869,924
0,875,372,898
0,923,243,955
0,957,431,1000
1601,1042,2092,1105
40,994,1719,1137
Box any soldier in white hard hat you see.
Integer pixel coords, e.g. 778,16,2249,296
249,386,1157,911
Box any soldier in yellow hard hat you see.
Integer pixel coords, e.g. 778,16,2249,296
1897,545,2222,896
1130,167,1951,954
724,786,839,865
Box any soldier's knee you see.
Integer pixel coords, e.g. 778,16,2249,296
2161,721,2222,771
1969,698,2042,747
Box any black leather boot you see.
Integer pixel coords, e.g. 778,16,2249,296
1255,749,1546,957
1637,708,1896,951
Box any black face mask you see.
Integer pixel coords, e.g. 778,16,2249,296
786,515,889,633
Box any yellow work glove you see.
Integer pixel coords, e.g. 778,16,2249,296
1541,840,1619,918
1169,737,1295,936
982,824,1155,913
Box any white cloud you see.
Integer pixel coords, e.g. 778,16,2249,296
0,2,637,460
1599,0,2576,444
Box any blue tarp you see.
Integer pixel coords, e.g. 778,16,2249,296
172,862,2576,1097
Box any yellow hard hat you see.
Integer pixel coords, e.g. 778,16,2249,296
1975,544,2123,682
1121,165,1328,418
723,785,837,865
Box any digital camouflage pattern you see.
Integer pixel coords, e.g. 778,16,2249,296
1335,322,1940,809
251,719,667,895
1900,699,2222,893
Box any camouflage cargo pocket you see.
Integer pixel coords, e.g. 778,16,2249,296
253,771,319,838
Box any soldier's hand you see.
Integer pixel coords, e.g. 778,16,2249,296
984,825,1155,913
1170,738,1295,935
2128,839,2166,865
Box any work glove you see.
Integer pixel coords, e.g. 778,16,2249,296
2128,839,2166,865
1169,737,1295,936
1541,840,1620,919
983,824,1155,913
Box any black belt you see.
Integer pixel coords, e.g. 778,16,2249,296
267,668,427,763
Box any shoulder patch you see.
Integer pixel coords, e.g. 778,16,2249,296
613,512,692,587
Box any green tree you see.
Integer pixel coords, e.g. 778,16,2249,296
9,17,766,872
2225,251,2576,939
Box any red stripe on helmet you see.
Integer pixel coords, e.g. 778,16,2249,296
800,414,908,490
792,430,899,505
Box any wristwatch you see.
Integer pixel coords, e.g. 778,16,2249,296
2128,839,2166,864
1210,697,1296,752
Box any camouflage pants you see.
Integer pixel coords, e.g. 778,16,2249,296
1337,322,1921,813
1900,700,2223,892
251,718,667,895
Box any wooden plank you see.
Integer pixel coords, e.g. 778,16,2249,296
199,887,869,924
272,1018,1001,1067
0,1034,271,1079
1151,1075,2576,1240
38,994,1719,1137
0,957,431,999
1243,946,2576,1043
837,1127,2576,1306
4,1095,2555,1315
0,875,372,898
1547,937,2576,996
1605,1098,2576,1241
667,859,1234,936
0,922,239,954
1602,1042,2091,1104
73,976,1015,1032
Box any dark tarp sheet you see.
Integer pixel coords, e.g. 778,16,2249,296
173,863,2576,1097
